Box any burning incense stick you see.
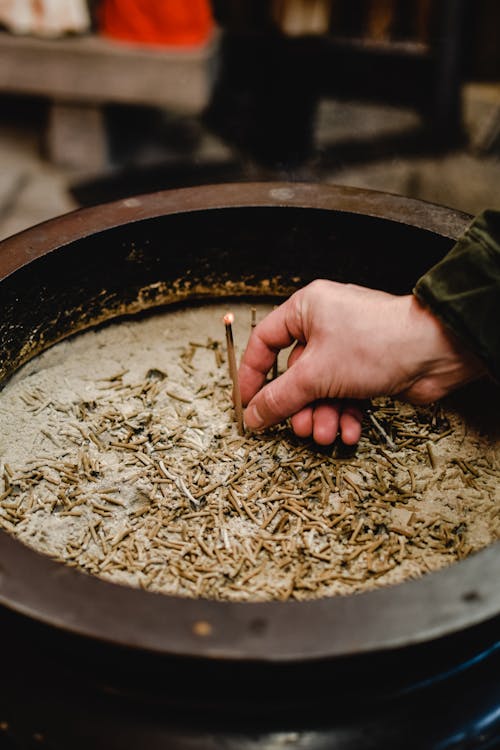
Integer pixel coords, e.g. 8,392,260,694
224,312,245,436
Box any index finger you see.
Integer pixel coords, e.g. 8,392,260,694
238,298,300,406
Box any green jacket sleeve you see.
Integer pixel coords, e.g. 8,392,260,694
413,209,500,381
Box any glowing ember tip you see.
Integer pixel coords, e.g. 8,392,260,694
223,312,234,325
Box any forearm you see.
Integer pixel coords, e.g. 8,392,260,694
413,210,500,381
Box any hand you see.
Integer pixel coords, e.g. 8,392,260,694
238,279,484,445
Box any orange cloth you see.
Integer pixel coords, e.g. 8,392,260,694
98,0,214,47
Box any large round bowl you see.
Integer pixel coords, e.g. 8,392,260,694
0,182,498,750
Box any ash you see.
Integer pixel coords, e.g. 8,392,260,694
0,302,498,601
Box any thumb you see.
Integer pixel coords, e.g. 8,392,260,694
244,352,317,430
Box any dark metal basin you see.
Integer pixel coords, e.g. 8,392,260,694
0,183,497,749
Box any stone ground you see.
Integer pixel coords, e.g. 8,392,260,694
1,81,500,241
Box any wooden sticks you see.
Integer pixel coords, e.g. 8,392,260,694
366,407,397,450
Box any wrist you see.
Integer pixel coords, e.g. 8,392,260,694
397,294,485,403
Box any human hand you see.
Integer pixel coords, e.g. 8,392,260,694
239,280,484,445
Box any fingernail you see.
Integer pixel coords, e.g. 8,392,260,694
245,404,264,430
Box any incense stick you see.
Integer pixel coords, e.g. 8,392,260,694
272,358,279,380
224,312,245,436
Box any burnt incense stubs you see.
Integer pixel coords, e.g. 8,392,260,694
0,302,498,603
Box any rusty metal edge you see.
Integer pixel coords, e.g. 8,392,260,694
0,182,472,280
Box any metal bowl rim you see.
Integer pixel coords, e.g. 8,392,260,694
0,181,496,663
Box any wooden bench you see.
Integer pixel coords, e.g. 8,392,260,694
0,30,220,168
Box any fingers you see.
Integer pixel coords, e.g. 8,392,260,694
280,314,362,444
288,346,314,437
339,405,363,445
291,401,364,446
290,406,313,437
239,299,300,406
242,308,317,429
244,353,317,429
312,401,341,445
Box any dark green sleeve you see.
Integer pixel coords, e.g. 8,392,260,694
413,209,500,381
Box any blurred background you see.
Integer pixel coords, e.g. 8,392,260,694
0,0,499,241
